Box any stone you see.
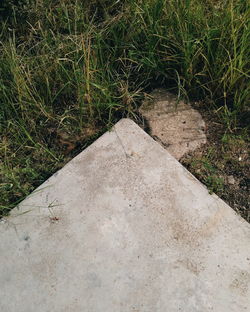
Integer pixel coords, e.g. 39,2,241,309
227,175,236,185
0,119,250,312
140,88,207,159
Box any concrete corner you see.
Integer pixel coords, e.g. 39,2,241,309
0,118,249,312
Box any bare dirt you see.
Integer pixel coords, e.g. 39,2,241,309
181,103,250,222
139,89,207,160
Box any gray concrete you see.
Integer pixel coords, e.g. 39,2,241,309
140,89,207,159
0,118,250,312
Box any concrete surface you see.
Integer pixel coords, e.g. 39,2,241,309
0,118,250,312
140,89,207,159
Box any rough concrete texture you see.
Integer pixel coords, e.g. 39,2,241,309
0,119,250,312
140,88,207,159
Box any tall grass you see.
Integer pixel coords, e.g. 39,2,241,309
0,0,249,215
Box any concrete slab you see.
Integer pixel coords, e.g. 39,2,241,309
0,118,250,312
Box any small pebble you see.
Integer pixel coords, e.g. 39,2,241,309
227,175,236,185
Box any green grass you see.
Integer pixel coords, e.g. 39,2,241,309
0,0,249,216
183,128,249,220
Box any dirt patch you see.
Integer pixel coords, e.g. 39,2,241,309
139,89,207,160
181,102,249,222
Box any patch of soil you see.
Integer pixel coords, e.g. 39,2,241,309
181,102,249,223
139,89,207,160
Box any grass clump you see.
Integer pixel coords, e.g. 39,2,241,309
0,0,249,216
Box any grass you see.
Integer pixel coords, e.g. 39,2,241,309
182,123,249,221
0,0,249,217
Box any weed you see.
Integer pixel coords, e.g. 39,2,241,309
205,175,224,194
